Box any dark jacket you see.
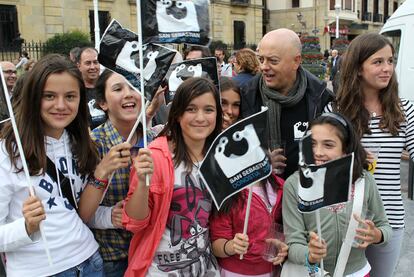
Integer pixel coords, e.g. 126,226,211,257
240,68,334,178
241,68,333,121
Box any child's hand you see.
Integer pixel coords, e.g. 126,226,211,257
231,233,249,255
95,142,132,179
266,239,288,265
23,196,46,236
269,148,287,173
133,148,153,184
308,231,327,264
354,215,383,249
146,85,167,118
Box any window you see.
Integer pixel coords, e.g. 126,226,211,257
233,21,246,50
345,0,352,10
292,0,300,8
0,5,20,49
382,30,401,65
89,10,111,44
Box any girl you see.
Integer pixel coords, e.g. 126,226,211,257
210,172,287,277
122,77,222,276
89,69,164,277
220,77,241,130
328,32,414,277
282,112,392,276
0,54,105,276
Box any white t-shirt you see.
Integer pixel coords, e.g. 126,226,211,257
147,162,220,276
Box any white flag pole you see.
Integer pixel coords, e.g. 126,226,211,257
0,68,53,265
315,209,325,274
239,186,253,260
93,0,100,51
136,0,150,186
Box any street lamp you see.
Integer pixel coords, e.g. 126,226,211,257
335,3,341,39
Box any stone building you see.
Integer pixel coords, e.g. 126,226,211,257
265,0,405,50
0,0,264,51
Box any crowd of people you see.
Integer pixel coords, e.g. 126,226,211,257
0,28,411,277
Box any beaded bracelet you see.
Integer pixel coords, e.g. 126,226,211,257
223,240,232,257
305,252,319,276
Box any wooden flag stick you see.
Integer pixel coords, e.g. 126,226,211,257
240,186,253,260
0,68,53,265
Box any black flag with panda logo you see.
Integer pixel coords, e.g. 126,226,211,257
297,133,353,213
164,57,219,104
141,0,210,45
98,19,177,100
199,107,272,210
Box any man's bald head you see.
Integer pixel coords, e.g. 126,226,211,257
257,28,302,94
261,28,302,57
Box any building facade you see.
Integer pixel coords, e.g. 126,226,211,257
265,0,405,50
0,0,264,52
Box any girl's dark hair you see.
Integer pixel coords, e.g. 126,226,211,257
334,32,403,138
1,54,99,175
220,76,240,95
159,77,222,171
95,69,114,109
310,112,367,183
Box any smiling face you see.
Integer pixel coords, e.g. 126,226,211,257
311,124,345,166
178,92,217,147
1,61,17,93
78,48,100,85
41,72,81,139
258,34,301,94
360,45,394,94
99,72,141,127
221,88,240,129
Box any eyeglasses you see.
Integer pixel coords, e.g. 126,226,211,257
2,70,17,75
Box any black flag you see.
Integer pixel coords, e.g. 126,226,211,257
164,57,219,103
298,134,353,213
98,19,177,100
141,0,210,45
199,107,272,210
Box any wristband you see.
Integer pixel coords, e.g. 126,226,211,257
90,177,109,190
223,240,232,257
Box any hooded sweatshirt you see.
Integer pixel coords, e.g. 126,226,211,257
0,130,98,277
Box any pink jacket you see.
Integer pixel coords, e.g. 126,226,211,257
210,174,284,275
122,136,175,277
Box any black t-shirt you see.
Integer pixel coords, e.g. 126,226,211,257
85,87,106,129
279,96,308,179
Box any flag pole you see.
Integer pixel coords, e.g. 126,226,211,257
315,209,325,274
93,0,100,51
135,0,149,186
240,186,253,260
100,101,149,203
0,68,53,265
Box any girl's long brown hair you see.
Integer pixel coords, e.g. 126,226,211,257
1,54,99,176
334,32,403,138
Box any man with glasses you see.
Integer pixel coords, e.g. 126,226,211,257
0,61,17,95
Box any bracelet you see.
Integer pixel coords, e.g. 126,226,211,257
223,240,232,257
305,252,319,274
90,177,109,190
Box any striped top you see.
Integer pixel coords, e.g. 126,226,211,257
325,99,414,228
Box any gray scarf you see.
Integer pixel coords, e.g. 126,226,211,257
259,67,307,149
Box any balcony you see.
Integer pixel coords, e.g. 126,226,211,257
362,12,372,21
231,0,249,6
373,14,383,23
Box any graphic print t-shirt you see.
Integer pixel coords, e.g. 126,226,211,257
147,162,219,277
